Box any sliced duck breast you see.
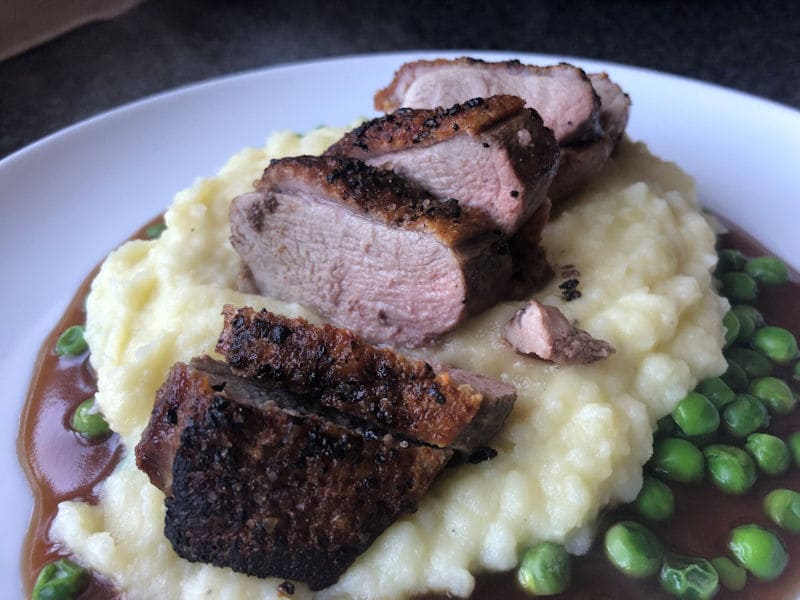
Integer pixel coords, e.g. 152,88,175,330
229,155,514,347
326,95,559,235
375,58,632,202
135,357,452,590
375,57,601,145
217,306,517,452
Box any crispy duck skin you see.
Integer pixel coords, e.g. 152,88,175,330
216,306,516,452
252,154,490,245
325,95,559,235
136,358,451,590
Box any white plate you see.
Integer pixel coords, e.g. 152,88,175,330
2,51,799,597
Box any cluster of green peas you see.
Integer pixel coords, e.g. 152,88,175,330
516,251,799,597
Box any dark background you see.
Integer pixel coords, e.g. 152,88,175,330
2,0,799,159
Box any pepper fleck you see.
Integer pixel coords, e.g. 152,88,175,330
559,278,579,291
278,580,296,596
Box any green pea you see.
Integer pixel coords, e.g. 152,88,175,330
720,271,758,302
731,305,764,343
744,256,790,286
728,524,788,581
710,556,746,591
55,325,88,357
659,553,719,600
672,392,720,436
517,541,571,595
745,433,790,476
788,432,800,467
650,437,704,483
633,476,674,522
722,311,740,348
696,377,735,409
793,361,800,382
717,249,746,273
726,347,773,378
703,444,757,495
145,222,167,239
764,489,800,534
604,521,663,578
720,360,749,392
749,377,796,415
752,326,799,365
71,397,111,439
33,558,87,600
723,395,769,437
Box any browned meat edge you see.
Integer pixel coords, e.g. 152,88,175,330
325,96,559,236
327,95,526,156
136,359,451,590
216,306,516,452
254,154,490,247
508,198,554,299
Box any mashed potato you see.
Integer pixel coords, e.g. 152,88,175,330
51,127,727,599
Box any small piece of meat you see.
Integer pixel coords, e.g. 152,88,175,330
503,299,615,364
548,73,631,201
375,57,601,145
229,155,513,347
326,95,559,235
217,306,517,452
136,358,451,590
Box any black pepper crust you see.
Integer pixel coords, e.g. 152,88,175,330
254,155,495,246
325,95,526,157
216,305,493,449
151,361,451,590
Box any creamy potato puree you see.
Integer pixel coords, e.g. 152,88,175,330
51,127,727,600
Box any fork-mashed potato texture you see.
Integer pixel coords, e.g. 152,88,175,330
51,127,727,599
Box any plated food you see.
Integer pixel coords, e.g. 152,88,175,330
13,53,800,600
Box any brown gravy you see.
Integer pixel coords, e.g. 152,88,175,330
17,219,800,599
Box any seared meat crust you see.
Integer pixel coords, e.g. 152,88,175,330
326,96,559,235
217,306,516,452
328,95,527,155
137,360,450,590
255,155,487,246
508,199,554,299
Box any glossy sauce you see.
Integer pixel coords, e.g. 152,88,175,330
18,220,800,599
